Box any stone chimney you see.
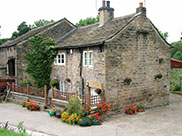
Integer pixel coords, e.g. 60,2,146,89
98,0,114,25
136,2,146,15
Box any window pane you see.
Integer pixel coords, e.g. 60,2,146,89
84,52,87,66
60,81,63,91
63,82,67,92
89,52,93,66
58,55,61,63
61,54,64,64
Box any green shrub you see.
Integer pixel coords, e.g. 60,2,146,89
170,69,182,91
66,95,84,116
0,128,30,136
77,117,92,127
50,80,59,89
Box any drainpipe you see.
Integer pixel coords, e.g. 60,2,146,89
79,48,85,96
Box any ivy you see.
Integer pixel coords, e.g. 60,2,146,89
25,36,57,89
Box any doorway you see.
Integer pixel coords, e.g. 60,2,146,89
8,59,15,76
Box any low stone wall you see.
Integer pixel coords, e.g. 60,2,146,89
8,92,67,109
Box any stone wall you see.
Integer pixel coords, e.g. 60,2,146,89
105,15,170,113
51,46,106,94
16,19,75,85
0,46,17,76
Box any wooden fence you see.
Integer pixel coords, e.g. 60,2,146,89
12,83,45,98
51,88,105,107
10,83,105,108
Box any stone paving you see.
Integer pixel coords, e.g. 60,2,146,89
0,93,182,136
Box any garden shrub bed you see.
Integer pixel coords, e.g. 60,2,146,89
22,101,40,111
48,95,110,127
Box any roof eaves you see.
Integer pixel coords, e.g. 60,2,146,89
148,19,171,47
55,41,104,50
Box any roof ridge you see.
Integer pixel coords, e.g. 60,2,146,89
0,18,69,48
105,13,139,41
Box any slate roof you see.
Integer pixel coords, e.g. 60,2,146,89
0,18,75,48
55,13,136,49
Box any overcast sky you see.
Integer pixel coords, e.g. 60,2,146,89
0,0,181,43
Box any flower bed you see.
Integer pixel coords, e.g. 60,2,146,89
22,101,40,111
48,95,111,127
125,105,146,115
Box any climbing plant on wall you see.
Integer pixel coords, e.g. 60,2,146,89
25,36,57,88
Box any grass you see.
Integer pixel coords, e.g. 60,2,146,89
170,69,182,91
0,128,30,136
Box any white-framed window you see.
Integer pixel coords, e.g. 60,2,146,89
60,81,67,92
54,53,65,65
83,50,93,67
83,51,88,66
88,51,93,67
77,87,82,95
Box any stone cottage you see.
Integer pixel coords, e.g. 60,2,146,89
52,1,171,112
0,18,76,85
0,1,170,112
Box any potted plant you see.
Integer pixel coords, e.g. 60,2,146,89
125,105,137,115
137,105,145,112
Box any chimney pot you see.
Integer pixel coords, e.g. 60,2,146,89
102,0,106,7
136,2,146,15
107,1,110,8
139,2,143,7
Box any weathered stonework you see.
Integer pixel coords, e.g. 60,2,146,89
0,46,17,77
105,15,170,113
0,3,171,115
0,18,76,85
51,46,106,93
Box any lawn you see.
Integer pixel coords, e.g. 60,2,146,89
0,128,30,136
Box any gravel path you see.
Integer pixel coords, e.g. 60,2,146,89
0,93,182,136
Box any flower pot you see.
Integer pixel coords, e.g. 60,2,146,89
137,109,144,112
55,112,61,118
92,120,99,125
49,111,54,116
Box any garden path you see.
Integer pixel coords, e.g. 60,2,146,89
0,93,182,136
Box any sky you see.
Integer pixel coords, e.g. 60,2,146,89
0,0,182,43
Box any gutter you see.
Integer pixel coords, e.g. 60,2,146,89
55,42,104,50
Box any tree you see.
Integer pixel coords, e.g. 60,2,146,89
25,36,57,88
17,22,31,36
76,16,99,27
0,38,10,45
158,29,168,41
31,19,54,29
171,41,182,59
173,51,182,61
11,21,31,39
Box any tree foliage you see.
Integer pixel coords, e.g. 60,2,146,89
171,41,182,60
31,19,54,29
0,38,11,45
25,36,57,88
158,30,168,41
76,16,99,27
0,19,54,46
11,22,31,40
